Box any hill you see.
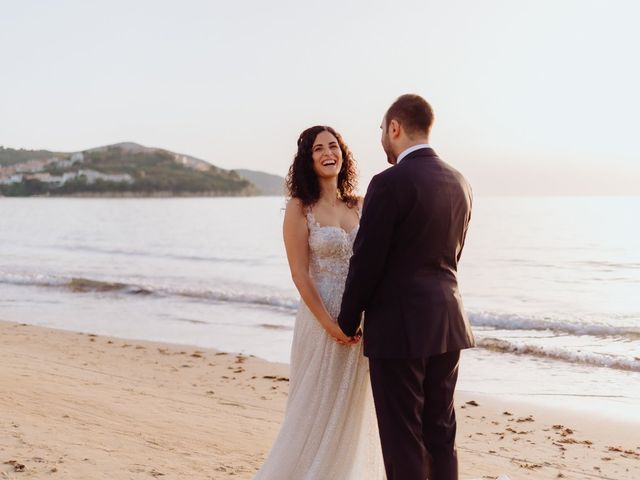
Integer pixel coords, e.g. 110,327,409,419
234,169,285,196
0,143,283,197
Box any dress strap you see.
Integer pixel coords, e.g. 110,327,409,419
305,207,318,230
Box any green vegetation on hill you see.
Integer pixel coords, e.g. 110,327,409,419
0,146,61,167
75,147,254,194
0,144,260,197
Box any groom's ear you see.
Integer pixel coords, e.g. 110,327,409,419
389,118,401,139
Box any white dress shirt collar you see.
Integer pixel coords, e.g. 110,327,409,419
397,144,431,164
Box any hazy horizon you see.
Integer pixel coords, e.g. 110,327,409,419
1,0,638,196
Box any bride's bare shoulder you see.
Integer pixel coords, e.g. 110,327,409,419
283,198,309,239
285,197,307,219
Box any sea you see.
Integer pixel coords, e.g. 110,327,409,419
1,196,639,421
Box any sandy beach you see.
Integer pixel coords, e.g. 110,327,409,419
1,319,638,480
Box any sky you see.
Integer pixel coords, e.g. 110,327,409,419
1,0,638,195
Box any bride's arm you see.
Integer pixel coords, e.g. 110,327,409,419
283,198,351,343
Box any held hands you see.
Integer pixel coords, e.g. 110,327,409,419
325,321,362,346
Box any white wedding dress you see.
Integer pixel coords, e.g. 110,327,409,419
254,210,385,480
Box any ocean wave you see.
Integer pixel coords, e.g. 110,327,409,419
0,272,151,294
469,312,640,339
577,260,640,270
175,287,298,310
477,337,640,372
2,271,637,339
0,272,299,311
0,271,67,288
68,278,152,294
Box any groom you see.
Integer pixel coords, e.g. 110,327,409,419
338,94,475,480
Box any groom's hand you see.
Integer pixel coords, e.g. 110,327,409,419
350,328,363,345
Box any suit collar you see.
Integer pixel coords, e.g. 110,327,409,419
397,144,431,163
398,147,437,164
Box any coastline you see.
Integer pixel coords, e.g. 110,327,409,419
1,319,638,479
0,191,259,198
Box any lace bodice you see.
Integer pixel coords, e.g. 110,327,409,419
307,210,358,277
306,210,359,318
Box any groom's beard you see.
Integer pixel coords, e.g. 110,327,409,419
384,147,397,165
382,137,397,165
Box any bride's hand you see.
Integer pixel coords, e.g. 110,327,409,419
325,321,353,345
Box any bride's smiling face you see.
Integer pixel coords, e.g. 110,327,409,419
311,130,343,179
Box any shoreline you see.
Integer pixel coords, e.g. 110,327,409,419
4,308,638,424
1,319,639,479
0,191,262,198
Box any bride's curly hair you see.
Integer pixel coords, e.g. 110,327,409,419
286,125,358,208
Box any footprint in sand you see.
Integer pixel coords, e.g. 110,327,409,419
516,415,535,423
4,460,26,472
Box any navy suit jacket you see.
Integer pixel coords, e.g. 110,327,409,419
337,148,475,358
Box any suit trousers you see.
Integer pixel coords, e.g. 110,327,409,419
369,351,460,480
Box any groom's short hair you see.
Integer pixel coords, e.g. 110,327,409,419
386,94,434,138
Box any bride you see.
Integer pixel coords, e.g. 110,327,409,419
253,126,385,479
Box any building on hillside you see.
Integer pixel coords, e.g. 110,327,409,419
55,153,85,168
0,174,24,185
77,169,133,184
0,166,17,176
15,160,47,173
